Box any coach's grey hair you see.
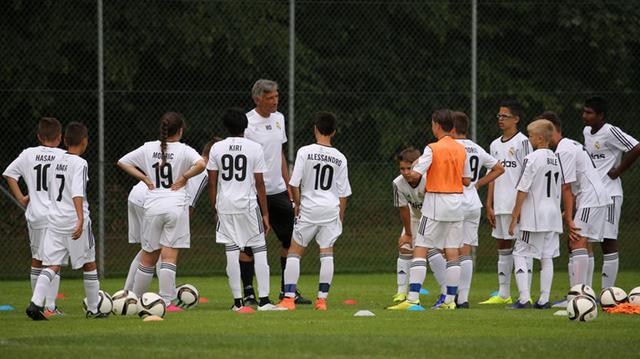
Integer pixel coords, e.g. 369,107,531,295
251,79,278,99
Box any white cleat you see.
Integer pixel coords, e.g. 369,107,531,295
258,303,288,311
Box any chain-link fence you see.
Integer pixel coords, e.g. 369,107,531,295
2,0,640,279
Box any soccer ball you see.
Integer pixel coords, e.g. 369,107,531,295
567,284,596,302
567,295,598,322
176,284,199,309
111,290,140,316
628,286,640,306
82,290,113,315
138,292,166,318
599,287,628,308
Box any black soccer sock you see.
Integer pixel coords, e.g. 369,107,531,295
258,296,271,306
280,256,287,292
234,298,243,308
240,259,255,297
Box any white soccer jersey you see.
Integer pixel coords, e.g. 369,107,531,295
392,174,425,222
119,140,202,210
555,138,611,209
457,138,499,211
583,123,639,197
490,132,532,214
46,153,90,233
128,181,147,207
207,137,266,214
3,146,65,228
516,149,563,233
185,170,208,208
289,144,351,224
245,109,287,195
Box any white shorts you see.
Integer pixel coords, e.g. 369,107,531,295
41,224,96,269
574,206,607,243
399,220,420,250
463,208,481,246
293,218,342,249
603,196,622,240
513,231,559,260
142,205,190,252
27,223,47,261
128,201,144,244
415,216,463,250
216,207,266,249
492,214,518,240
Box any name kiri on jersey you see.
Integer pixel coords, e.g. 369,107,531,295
35,154,56,162
307,153,342,166
229,144,242,151
152,152,174,160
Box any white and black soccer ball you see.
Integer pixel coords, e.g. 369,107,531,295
111,290,140,316
176,284,199,309
138,292,166,318
627,286,640,306
567,284,596,302
567,295,598,322
83,290,113,315
599,287,628,308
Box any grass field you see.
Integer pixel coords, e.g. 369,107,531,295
1,271,639,358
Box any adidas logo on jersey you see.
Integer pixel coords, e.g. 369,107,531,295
501,160,517,168
590,153,605,159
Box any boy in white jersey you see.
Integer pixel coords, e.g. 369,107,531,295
509,120,563,309
582,97,640,289
207,108,284,312
123,140,214,296
4,118,65,318
481,100,533,305
451,112,504,308
389,148,447,305
118,112,205,311
27,122,107,320
278,112,351,311
540,112,612,296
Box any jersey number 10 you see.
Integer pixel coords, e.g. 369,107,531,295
313,164,334,190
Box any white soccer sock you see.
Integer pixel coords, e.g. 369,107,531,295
83,270,100,313
397,253,411,295
45,273,60,311
568,255,575,287
159,262,177,306
225,245,242,299
407,258,427,302
498,248,513,299
252,245,270,299
30,267,42,292
318,254,334,299
458,256,473,304
132,264,155,297
124,250,143,291
427,249,446,294
283,255,301,298
570,249,589,286
527,256,534,290
513,255,530,304
31,268,55,307
444,260,461,304
539,258,553,304
587,253,594,287
602,252,619,289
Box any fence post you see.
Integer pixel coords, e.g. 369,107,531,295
471,0,477,142
97,0,105,276
288,0,295,165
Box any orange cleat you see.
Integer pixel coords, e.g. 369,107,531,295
277,297,296,311
315,298,327,311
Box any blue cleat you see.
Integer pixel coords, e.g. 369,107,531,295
431,294,446,309
407,304,426,311
510,301,532,309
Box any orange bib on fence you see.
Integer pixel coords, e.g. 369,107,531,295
425,136,466,194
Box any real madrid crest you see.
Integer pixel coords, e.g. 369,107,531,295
594,141,601,150
276,121,281,129
509,147,515,156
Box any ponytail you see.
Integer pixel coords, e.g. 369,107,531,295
158,112,186,166
160,118,169,166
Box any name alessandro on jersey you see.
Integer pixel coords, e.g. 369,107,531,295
307,153,343,166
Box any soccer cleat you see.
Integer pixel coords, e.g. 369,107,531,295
232,305,256,313
26,302,47,321
509,301,532,309
431,294,446,309
533,301,551,309
243,294,258,306
44,307,64,318
552,299,568,308
456,302,470,309
294,291,312,305
392,293,407,304
434,301,456,310
257,303,288,311
479,295,513,304
277,297,296,311
166,304,184,312
386,300,421,310
315,298,327,311
85,311,109,319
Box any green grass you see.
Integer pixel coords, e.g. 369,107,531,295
1,272,639,358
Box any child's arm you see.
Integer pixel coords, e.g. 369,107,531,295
509,191,527,236
117,162,154,190
4,176,29,207
207,169,218,216
486,181,496,228
290,185,300,218
339,197,348,223
255,172,271,236
72,196,84,240
172,158,206,190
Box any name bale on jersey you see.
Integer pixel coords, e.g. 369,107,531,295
35,154,56,162
152,152,175,160
307,153,343,166
547,157,558,166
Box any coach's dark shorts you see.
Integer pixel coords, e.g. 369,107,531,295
265,191,294,248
